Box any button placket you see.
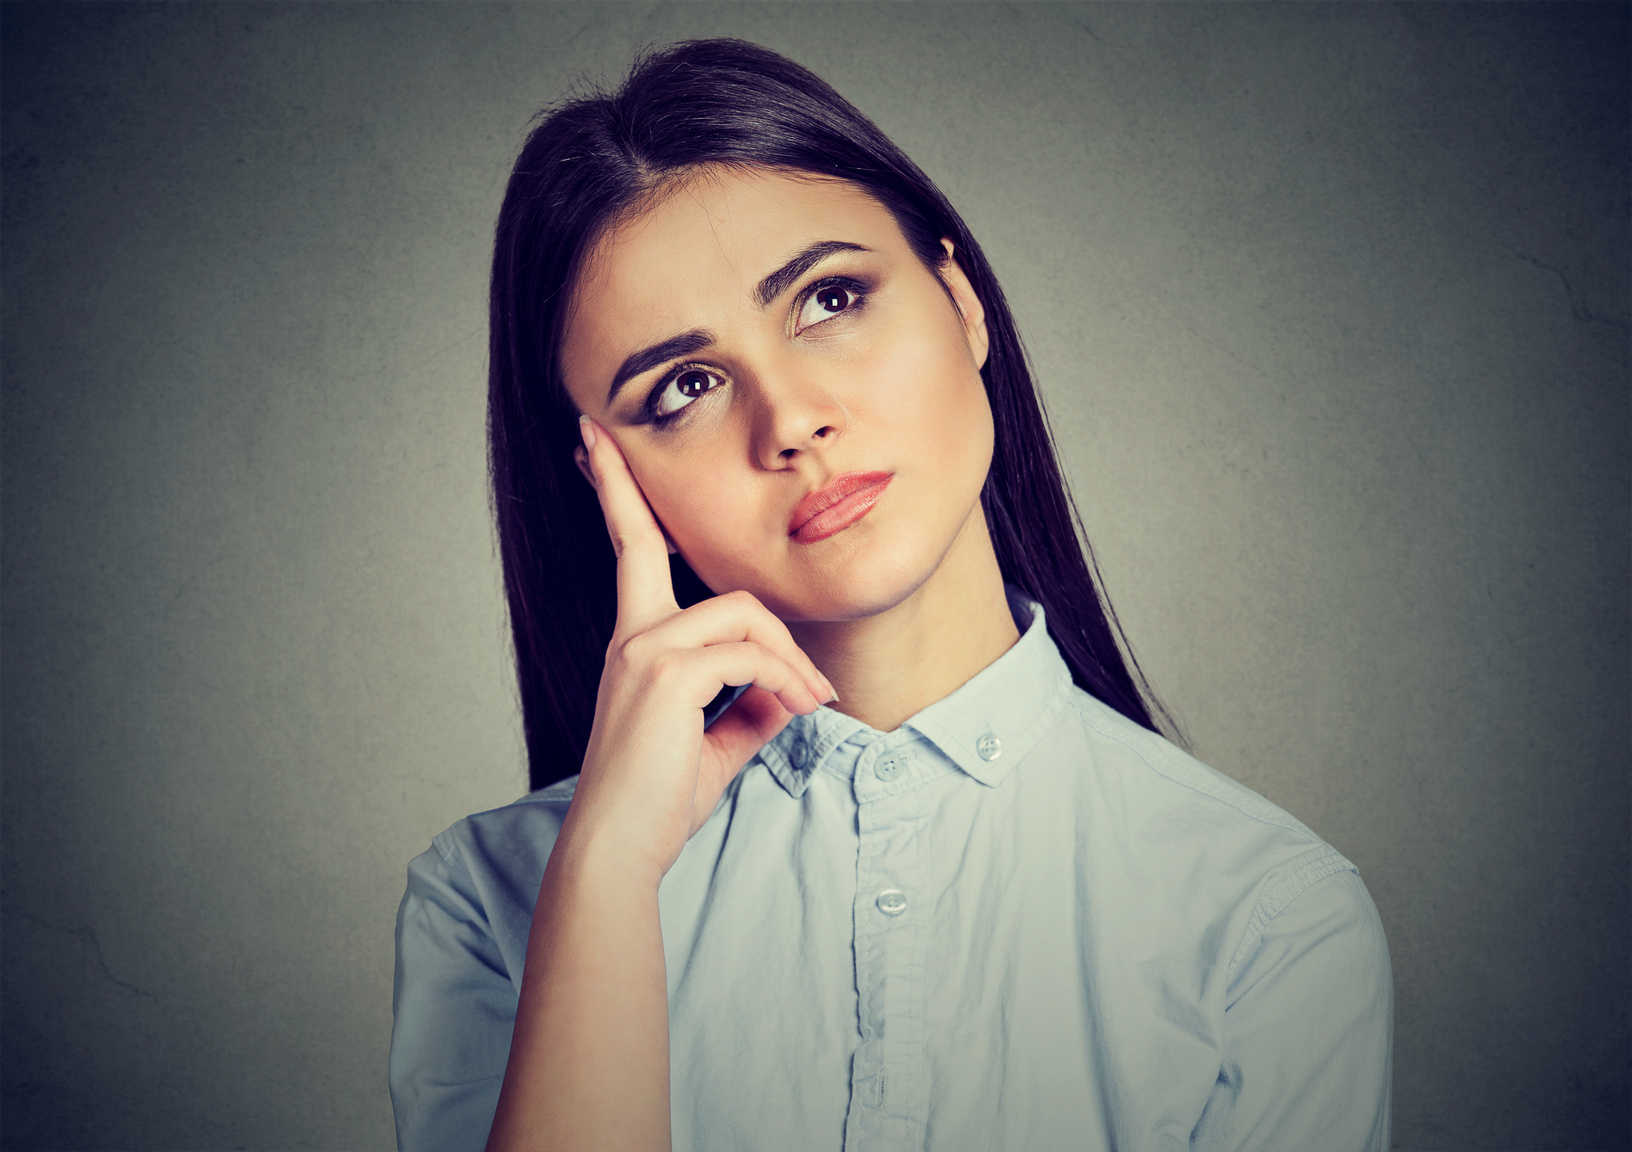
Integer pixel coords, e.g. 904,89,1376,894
846,756,927,1150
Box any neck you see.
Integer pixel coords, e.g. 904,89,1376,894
788,506,1021,733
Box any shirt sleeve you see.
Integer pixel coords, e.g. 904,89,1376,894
1191,867,1394,1152
389,840,519,1152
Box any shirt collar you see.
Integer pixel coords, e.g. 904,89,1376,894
757,587,1075,797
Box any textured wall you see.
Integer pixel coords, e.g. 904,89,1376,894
3,4,1626,1150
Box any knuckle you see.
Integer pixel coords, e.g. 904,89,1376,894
752,647,787,682
735,592,790,640
648,649,686,686
724,589,769,620
619,632,655,666
611,524,660,558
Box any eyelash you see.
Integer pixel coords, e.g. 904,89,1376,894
642,275,872,428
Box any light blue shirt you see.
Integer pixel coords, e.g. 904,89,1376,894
391,594,1392,1151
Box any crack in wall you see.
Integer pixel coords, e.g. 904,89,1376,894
5,905,159,1002
1508,247,1631,333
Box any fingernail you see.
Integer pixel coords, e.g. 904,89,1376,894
579,415,597,451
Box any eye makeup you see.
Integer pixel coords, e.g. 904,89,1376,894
637,270,877,428
792,274,872,336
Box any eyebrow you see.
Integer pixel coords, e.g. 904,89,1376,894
607,328,715,405
753,240,870,308
604,240,872,406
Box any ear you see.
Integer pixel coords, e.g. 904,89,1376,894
939,237,989,371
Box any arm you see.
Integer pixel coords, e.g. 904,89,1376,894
483,418,834,1152
484,825,670,1150
392,840,525,1152
1192,869,1394,1151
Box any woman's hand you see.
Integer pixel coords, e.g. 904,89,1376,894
485,417,831,1152
567,414,835,880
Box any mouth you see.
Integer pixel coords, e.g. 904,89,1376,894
788,471,894,544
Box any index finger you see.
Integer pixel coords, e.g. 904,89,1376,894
579,416,679,632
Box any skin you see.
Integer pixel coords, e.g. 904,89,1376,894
485,166,1021,1152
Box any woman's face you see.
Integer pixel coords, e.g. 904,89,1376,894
559,166,993,624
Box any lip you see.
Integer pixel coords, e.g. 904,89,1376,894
788,471,894,544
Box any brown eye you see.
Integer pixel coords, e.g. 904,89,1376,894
653,366,724,418
815,286,851,313
795,280,866,333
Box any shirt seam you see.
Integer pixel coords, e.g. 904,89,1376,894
529,777,579,804
1226,849,1359,976
429,829,480,892
451,779,578,827
1010,668,1074,764
422,830,514,982
1062,692,1323,843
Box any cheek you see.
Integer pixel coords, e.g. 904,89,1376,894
864,320,993,476
632,454,769,567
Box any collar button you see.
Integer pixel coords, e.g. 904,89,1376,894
976,732,1002,761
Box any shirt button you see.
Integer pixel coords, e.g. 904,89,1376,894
790,738,810,769
874,752,904,782
976,732,1002,761
876,888,908,916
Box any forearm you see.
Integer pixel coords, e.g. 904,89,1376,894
485,820,671,1152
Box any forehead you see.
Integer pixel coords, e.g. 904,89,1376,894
560,168,906,392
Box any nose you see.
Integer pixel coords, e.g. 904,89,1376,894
749,367,847,470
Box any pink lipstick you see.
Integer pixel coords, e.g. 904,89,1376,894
788,472,893,544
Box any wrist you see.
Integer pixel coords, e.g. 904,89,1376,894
548,808,670,895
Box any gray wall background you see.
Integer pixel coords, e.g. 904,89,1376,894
3,3,1626,1149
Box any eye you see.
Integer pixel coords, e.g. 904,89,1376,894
795,280,864,333
652,366,724,418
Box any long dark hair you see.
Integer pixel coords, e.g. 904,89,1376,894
490,38,1169,790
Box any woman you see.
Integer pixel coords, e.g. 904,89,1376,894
391,38,1392,1152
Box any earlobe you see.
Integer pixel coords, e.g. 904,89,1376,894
939,238,990,371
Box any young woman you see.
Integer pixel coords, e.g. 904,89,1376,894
391,39,1392,1152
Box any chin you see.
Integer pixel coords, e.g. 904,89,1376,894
706,520,954,625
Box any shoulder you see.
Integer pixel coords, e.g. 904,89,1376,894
436,775,578,848
392,782,578,1152
420,776,579,896
396,777,580,986
1047,686,1366,952
1060,687,1324,845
